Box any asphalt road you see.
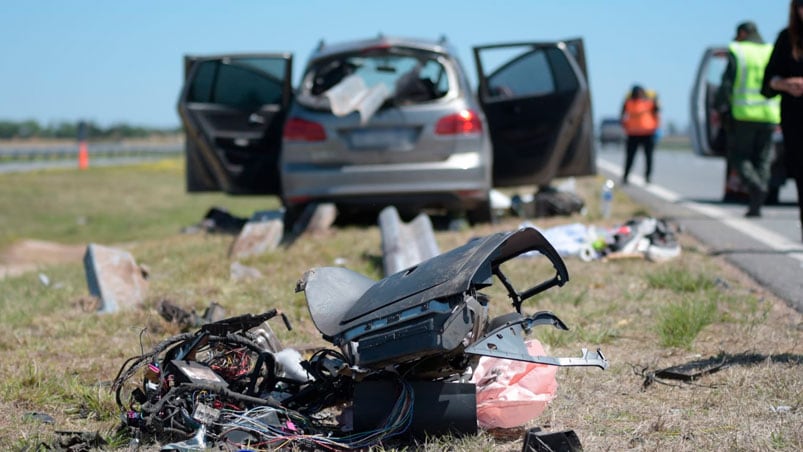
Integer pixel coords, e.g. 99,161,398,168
597,144,802,313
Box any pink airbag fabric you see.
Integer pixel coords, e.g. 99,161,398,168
470,339,558,429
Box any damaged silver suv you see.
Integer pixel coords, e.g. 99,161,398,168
178,36,596,223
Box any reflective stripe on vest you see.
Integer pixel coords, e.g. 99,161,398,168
729,41,781,123
622,98,658,136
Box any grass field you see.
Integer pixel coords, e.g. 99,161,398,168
0,157,800,451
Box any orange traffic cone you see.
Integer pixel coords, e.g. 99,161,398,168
78,141,89,169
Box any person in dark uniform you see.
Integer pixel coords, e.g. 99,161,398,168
762,0,803,241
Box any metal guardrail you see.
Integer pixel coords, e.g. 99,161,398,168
0,141,183,160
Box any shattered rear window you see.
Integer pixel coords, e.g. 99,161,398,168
297,49,450,112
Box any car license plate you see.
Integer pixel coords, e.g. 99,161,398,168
349,128,413,150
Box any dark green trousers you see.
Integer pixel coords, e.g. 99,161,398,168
728,120,775,192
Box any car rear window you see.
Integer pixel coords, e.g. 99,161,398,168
298,49,450,110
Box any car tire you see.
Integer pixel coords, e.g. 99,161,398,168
282,203,308,235
467,197,494,225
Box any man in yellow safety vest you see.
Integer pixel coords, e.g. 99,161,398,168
716,21,781,217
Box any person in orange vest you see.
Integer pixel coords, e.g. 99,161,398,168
620,84,660,184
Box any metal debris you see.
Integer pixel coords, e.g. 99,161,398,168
378,206,440,276
113,228,607,450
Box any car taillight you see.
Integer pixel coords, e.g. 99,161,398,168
283,117,326,142
435,109,483,135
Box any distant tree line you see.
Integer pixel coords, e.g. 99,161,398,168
0,120,181,140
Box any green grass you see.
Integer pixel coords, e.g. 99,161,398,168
656,295,718,349
645,266,716,292
644,267,722,348
0,158,278,248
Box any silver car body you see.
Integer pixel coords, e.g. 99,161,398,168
177,35,596,222
281,37,492,216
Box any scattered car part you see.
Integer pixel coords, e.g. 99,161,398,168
353,380,477,438
465,314,607,369
654,356,729,383
471,339,558,429
113,227,607,450
378,205,440,276
84,243,149,313
522,427,583,452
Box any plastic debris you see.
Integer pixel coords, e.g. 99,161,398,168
471,340,558,429
520,216,681,262
113,228,606,450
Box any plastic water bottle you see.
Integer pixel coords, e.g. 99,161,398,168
601,179,614,219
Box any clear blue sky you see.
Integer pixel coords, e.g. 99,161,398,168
0,1,791,131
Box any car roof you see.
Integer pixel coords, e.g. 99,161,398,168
308,35,456,62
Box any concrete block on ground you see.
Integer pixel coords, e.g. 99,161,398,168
379,206,440,276
292,203,338,237
83,243,149,313
229,218,284,259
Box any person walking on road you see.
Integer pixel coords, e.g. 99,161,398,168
620,85,660,185
762,0,803,241
716,21,781,217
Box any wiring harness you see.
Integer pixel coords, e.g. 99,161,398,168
112,310,417,450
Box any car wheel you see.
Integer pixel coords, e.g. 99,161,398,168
282,204,306,234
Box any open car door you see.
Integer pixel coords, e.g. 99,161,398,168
177,53,292,194
473,39,595,188
689,47,729,158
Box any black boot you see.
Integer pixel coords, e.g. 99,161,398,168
745,186,766,218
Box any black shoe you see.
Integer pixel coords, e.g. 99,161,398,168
747,186,767,217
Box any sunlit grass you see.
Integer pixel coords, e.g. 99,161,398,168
0,158,279,248
656,295,718,349
646,266,715,293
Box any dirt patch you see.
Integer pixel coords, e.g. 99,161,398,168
0,239,86,278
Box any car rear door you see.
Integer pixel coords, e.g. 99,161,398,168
689,47,729,157
178,54,292,194
473,39,595,188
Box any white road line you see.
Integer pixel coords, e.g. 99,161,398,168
597,158,803,263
